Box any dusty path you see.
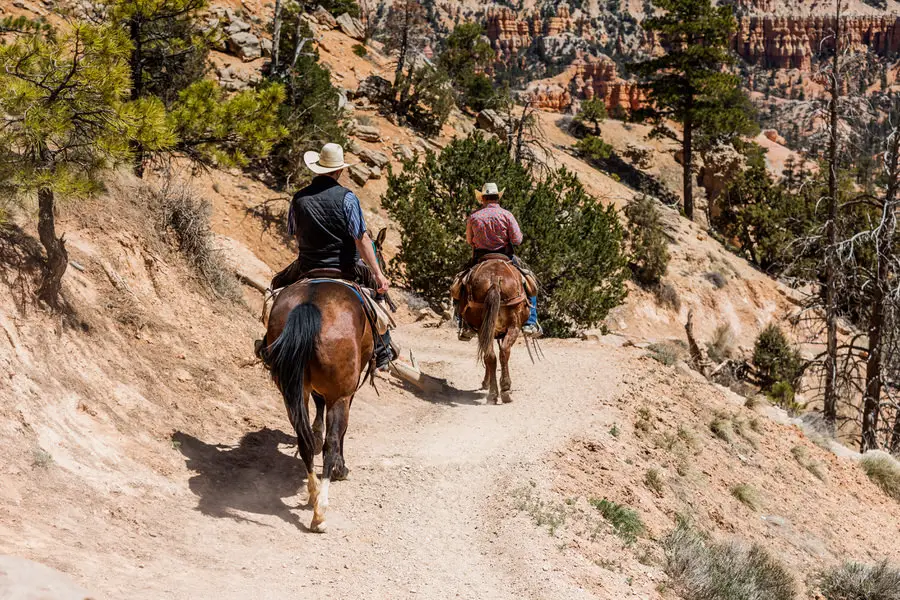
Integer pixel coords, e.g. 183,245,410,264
43,324,626,599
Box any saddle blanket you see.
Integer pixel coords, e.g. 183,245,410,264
262,278,395,335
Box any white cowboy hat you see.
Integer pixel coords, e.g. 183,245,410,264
304,143,354,174
475,182,505,201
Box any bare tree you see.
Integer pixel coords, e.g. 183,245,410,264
272,0,284,70
822,0,844,430
382,0,429,90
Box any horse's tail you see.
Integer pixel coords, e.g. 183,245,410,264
263,303,321,454
477,277,501,364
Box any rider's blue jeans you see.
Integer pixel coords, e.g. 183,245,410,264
526,297,538,326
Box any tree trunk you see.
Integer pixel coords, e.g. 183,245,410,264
129,17,145,178
891,407,900,453
861,112,900,453
393,4,409,90
272,0,283,71
682,101,694,221
823,0,842,431
36,187,68,309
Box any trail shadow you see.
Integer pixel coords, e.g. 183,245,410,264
172,427,310,530
383,375,486,406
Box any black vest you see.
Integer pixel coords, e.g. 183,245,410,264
291,176,359,273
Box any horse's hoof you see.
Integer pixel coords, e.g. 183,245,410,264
487,394,499,405
501,393,513,404
310,519,327,533
333,466,350,481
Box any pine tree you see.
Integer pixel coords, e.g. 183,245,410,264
575,97,608,136
0,22,172,307
382,133,628,336
632,0,754,221
99,0,213,175
437,22,495,110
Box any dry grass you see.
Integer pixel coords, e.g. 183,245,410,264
705,271,727,289
816,561,900,600
648,342,682,366
709,414,734,443
512,485,568,536
731,483,762,511
860,452,900,502
706,323,736,363
654,280,681,311
645,468,665,496
147,181,240,300
663,519,796,600
791,445,827,482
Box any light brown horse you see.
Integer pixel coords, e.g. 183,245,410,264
461,257,530,404
262,279,375,533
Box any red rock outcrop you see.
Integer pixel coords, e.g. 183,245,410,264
485,3,580,61
571,55,645,113
733,15,900,69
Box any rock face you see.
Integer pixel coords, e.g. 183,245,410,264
475,109,508,136
336,12,365,40
354,75,394,105
699,144,745,218
312,5,338,29
358,148,390,168
349,163,372,185
733,14,900,69
524,82,571,112
353,124,382,142
485,3,582,62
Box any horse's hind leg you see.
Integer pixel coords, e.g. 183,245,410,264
311,396,349,533
311,392,326,455
484,345,499,404
499,328,519,404
333,395,352,481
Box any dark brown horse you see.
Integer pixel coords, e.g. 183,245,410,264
261,229,390,533
461,258,530,404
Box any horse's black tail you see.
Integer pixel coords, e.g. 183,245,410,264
262,303,321,456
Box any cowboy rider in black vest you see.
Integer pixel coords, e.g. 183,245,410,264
258,143,395,369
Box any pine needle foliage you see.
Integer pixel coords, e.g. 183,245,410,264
382,133,628,337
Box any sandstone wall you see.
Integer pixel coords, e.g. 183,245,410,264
733,15,900,69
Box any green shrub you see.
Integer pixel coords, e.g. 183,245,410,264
381,133,628,337
663,519,796,600
752,324,804,391
574,97,607,135
590,498,645,543
352,43,367,57
817,561,900,600
860,452,900,502
625,194,671,286
575,134,614,161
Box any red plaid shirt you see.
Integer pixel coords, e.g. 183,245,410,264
467,202,523,251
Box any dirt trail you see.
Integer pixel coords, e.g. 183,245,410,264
1,312,627,599
158,326,625,600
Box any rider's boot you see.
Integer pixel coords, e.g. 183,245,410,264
374,330,397,371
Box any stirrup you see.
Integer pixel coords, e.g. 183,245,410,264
522,323,543,339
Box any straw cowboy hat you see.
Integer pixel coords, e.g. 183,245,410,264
304,143,354,174
475,182,505,201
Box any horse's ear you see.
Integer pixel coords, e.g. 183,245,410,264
376,227,387,246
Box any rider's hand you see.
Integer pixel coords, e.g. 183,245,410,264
375,272,390,294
